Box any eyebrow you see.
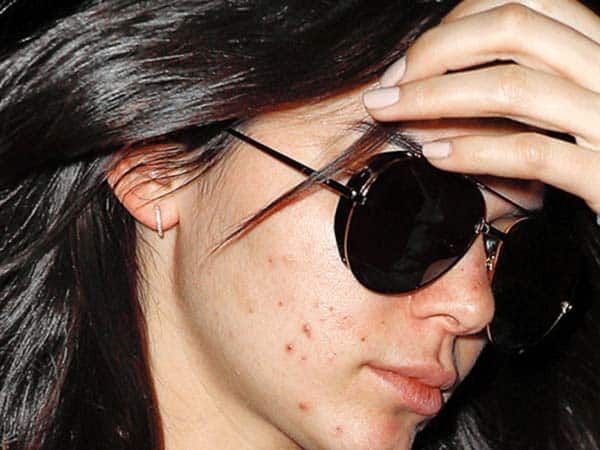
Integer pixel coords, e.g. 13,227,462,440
226,126,533,215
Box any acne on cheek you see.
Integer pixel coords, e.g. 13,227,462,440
336,314,354,330
266,252,297,269
302,323,312,338
298,401,310,411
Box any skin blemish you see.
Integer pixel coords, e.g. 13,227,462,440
285,343,295,353
327,352,337,362
361,336,367,342
278,301,284,307
337,314,354,330
301,354,308,361
302,323,312,338
335,425,344,436
248,307,254,314
328,306,334,312
298,401,309,411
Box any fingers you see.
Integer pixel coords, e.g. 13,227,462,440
364,0,600,213
387,4,600,93
443,0,600,43
364,64,600,145
421,133,600,213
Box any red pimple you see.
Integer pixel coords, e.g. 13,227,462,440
298,401,309,411
335,425,343,436
285,343,295,353
302,323,312,338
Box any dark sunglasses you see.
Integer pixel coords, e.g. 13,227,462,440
227,129,581,354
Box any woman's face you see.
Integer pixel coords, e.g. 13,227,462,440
151,85,543,450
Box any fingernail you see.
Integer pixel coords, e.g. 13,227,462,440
363,87,400,109
422,142,452,159
380,56,407,87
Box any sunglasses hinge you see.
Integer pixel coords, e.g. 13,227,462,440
474,219,490,235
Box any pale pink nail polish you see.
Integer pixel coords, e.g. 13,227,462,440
422,142,452,159
362,87,400,109
380,56,406,87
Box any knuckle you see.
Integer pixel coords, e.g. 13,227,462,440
495,65,531,110
497,3,535,36
412,82,429,115
470,145,490,165
513,133,550,170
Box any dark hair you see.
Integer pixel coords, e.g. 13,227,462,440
2,1,600,450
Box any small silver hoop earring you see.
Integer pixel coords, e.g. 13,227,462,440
154,205,164,239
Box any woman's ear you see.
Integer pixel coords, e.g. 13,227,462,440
106,144,180,237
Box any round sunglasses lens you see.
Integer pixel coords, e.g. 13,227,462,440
489,217,580,352
344,156,484,293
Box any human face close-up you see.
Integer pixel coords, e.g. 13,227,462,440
146,84,544,450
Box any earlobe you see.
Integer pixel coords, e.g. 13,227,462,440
106,145,180,237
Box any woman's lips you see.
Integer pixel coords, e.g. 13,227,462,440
368,366,447,416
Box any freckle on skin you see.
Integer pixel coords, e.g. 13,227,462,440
248,308,254,314
302,323,312,338
278,301,284,307
380,320,386,326
329,306,334,312
301,355,308,361
361,336,367,342
285,343,295,353
335,425,343,436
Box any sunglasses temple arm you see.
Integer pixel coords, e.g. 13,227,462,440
464,175,533,215
227,129,358,200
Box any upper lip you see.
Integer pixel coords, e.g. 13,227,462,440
368,363,458,391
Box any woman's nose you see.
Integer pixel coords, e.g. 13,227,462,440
409,235,495,336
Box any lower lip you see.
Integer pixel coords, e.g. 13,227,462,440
369,366,443,416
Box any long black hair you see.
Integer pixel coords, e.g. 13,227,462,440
1,1,599,450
